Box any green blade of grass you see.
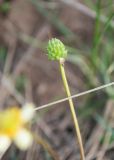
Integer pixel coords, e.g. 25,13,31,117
30,0,74,37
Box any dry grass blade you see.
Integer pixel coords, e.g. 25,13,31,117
35,82,114,111
60,0,114,28
34,134,61,160
0,71,24,104
86,100,114,160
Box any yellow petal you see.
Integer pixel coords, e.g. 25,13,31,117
21,103,35,123
13,129,33,150
0,107,21,137
0,136,11,153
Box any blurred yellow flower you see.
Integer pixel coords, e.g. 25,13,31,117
0,103,35,153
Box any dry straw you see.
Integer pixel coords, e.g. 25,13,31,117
35,82,114,111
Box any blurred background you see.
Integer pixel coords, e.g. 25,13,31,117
0,0,114,159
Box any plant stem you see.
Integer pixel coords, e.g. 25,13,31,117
59,59,85,160
34,134,60,160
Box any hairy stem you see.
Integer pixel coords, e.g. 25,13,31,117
59,59,85,160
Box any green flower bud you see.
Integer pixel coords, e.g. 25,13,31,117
47,38,67,60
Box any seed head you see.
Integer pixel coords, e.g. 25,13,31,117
47,38,67,60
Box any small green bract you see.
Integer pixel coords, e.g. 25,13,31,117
47,38,67,60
